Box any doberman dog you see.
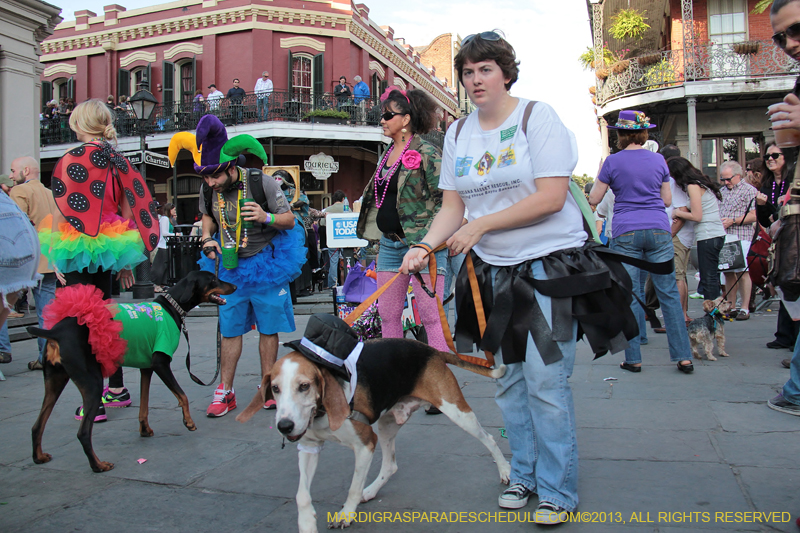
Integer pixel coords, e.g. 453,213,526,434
27,270,236,473
236,340,511,533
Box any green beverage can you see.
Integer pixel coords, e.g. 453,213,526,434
239,198,255,229
221,242,238,269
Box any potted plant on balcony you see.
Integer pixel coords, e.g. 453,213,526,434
733,41,761,56
303,109,350,124
609,9,651,41
596,67,610,80
611,59,630,74
636,51,663,68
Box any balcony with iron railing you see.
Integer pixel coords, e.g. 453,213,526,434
595,39,799,106
39,90,444,149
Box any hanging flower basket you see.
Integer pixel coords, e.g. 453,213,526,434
611,60,630,74
596,68,609,80
733,41,760,55
637,52,662,68
591,96,597,106
589,86,597,95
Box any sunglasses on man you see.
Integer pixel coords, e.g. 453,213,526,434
766,152,784,160
462,31,502,46
772,22,800,49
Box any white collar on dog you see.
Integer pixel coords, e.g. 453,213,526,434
300,337,363,403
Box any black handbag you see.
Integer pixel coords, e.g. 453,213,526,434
769,164,800,301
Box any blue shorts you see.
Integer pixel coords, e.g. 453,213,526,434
377,235,446,275
218,281,295,337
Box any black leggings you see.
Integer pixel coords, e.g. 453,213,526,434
64,269,124,389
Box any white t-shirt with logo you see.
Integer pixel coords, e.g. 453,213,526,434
440,99,585,265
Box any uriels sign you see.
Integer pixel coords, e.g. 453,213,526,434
304,152,339,179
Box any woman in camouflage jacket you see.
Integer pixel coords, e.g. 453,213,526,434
356,86,448,354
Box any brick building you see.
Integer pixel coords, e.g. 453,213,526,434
37,0,459,221
589,0,798,176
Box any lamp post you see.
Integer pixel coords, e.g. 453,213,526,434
128,79,159,300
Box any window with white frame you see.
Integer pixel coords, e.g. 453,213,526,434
708,0,747,44
292,54,312,102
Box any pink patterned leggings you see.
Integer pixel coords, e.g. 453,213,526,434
377,271,448,351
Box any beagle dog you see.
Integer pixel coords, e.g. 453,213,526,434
236,338,510,533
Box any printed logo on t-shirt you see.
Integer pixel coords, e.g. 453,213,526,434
498,145,516,168
474,152,495,176
455,156,473,177
500,125,517,143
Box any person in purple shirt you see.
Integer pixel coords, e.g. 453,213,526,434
589,110,694,374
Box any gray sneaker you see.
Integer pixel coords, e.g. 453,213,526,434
535,502,569,525
498,483,534,509
768,394,800,416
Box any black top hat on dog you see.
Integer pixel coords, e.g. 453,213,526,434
284,314,362,383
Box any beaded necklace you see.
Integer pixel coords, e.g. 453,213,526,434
217,167,249,250
771,177,787,204
374,136,414,209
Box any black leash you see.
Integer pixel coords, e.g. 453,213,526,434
184,255,222,386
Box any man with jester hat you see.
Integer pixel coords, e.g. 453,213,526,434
168,115,306,416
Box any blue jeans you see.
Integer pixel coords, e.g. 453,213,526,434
443,252,465,319
783,334,800,405
257,96,269,121
328,249,341,288
0,321,9,353
697,236,724,299
611,229,692,364
32,273,57,362
376,235,446,275
491,261,579,511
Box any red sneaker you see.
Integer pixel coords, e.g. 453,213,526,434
206,384,236,417
263,399,276,410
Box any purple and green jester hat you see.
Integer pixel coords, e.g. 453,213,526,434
167,114,268,174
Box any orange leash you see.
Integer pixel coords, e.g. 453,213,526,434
344,244,495,368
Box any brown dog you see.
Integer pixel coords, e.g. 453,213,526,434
236,339,510,533
687,297,733,361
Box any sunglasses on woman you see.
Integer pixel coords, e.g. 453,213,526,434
462,31,502,46
772,22,800,49
766,152,784,160
381,111,403,122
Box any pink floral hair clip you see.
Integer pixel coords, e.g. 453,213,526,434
380,85,410,104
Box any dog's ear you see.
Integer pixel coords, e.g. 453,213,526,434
235,373,272,423
319,367,349,432
171,273,200,303
702,299,714,313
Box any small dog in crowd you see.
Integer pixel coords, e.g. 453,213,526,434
687,297,733,361
27,271,235,473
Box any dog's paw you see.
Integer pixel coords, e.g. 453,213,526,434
719,352,730,357
692,353,701,360
361,487,378,502
498,459,511,484
184,418,197,431
706,355,717,361
33,452,52,464
92,461,114,473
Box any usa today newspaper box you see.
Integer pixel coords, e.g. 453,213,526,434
328,212,368,317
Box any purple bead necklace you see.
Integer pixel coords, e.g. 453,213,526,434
374,136,413,209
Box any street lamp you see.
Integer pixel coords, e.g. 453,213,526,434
128,78,159,300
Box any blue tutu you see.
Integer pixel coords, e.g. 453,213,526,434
198,221,306,288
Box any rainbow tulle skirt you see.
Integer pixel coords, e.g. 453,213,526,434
39,213,147,274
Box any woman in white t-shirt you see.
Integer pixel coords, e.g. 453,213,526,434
399,32,586,524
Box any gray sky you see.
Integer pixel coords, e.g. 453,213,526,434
51,0,600,175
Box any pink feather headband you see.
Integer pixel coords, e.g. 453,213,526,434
380,85,410,104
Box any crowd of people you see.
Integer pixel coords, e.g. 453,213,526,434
5,14,800,527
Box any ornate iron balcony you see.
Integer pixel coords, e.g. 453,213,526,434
595,39,799,106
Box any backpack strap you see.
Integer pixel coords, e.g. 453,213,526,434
454,117,467,142
520,100,537,136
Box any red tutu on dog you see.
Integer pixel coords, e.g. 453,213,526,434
43,284,127,377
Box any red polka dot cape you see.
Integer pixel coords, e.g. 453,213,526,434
51,142,160,252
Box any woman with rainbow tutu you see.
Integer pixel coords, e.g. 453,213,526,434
40,99,160,422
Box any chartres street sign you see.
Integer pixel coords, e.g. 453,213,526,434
125,151,171,169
